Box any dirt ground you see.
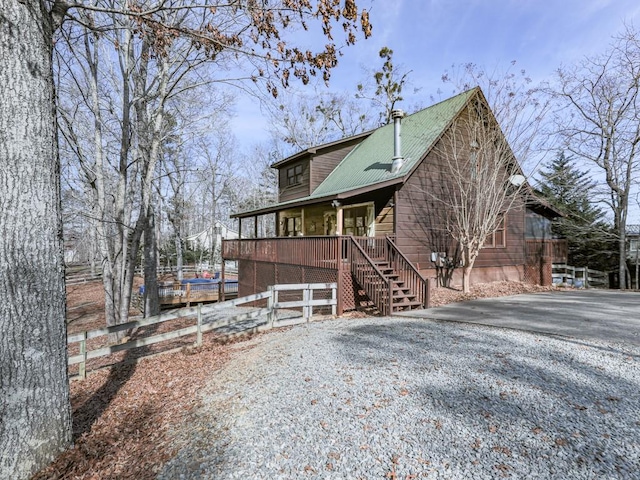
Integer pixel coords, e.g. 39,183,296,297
33,280,556,479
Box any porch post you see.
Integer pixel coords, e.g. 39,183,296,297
238,218,242,238
336,207,343,235
254,216,258,238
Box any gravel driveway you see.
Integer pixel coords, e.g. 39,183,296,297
159,317,640,479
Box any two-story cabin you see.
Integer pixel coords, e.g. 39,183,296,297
223,88,565,315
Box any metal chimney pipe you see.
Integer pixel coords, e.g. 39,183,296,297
391,109,405,173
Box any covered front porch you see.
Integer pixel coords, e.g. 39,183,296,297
234,187,396,240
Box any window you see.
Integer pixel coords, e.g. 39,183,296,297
285,216,302,236
287,164,303,186
483,214,506,248
525,210,552,239
342,203,374,237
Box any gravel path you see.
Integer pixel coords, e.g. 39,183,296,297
159,317,640,479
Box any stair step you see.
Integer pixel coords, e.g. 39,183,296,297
392,301,423,311
392,292,417,300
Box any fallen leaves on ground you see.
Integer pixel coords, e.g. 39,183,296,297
35,280,553,478
32,338,249,480
429,281,558,307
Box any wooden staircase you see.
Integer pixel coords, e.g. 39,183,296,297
349,236,429,315
371,260,423,312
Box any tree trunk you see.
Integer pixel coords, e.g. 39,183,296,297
175,234,184,282
144,209,160,317
619,226,627,290
635,247,639,290
462,265,472,293
461,252,477,293
0,2,72,478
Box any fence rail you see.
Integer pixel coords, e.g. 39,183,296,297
157,279,239,307
68,283,337,380
65,264,238,285
552,264,608,288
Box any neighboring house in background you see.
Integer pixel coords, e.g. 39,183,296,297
222,88,565,315
186,221,240,268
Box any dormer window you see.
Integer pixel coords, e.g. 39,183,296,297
287,164,303,186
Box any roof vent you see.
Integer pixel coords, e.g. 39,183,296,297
390,109,405,174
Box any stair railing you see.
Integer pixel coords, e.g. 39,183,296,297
386,237,430,308
348,237,392,315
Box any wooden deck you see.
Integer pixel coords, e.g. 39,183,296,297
158,280,239,308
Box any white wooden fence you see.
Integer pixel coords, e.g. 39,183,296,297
67,283,337,379
552,264,608,288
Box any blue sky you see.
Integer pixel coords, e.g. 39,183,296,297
233,0,640,143
230,0,640,221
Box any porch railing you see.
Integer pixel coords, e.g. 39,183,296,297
525,239,568,263
223,236,345,270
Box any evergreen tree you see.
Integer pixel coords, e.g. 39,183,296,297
538,152,615,271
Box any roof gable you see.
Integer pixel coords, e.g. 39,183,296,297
309,88,478,198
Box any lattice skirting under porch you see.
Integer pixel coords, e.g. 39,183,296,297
524,256,553,286
238,261,345,315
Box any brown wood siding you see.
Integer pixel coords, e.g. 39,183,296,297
278,158,310,202
474,204,525,268
375,206,394,237
395,133,526,271
310,138,362,192
395,146,455,269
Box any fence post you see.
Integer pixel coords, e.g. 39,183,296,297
331,284,337,316
196,303,203,347
584,266,589,288
79,331,87,379
267,285,275,329
424,278,431,309
303,285,310,321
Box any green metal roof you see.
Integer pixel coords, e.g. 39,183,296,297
309,88,477,198
231,88,478,218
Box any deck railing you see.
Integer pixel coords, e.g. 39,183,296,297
525,239,568,263
223,236,345,270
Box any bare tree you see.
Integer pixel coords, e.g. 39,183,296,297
431,92,525,293
438,61,552,174
2,0,373,476
196,134,237,266
551,26,640,289
265,88,374,152
1,3,72,478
